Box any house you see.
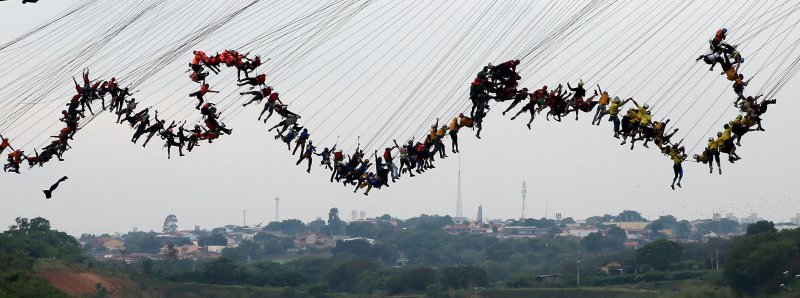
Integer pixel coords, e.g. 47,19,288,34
341,237,376,245
567,228,599,238
443,225,488,235
160,244,201,255
294,232,334,248
206,245,227,254
604,221,650,231
623,241,639,249
501,226,551,238
101,239,125,251
601,261,623,275
155,234,191,246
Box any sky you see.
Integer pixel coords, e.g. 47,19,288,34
1,0,799,236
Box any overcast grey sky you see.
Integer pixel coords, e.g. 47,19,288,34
1,0,799,236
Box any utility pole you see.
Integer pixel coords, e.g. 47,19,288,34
275,198,280,222
521,181,527,220
716,249,719,271
456,158,463,218
577,258,581,287
243,210,246,227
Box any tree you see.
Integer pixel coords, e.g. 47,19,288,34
280,219,307,237
327,208,344,237
560,217,576,224
724,229,800,295
747,220,776,235
166,243,178,264
198,233,227,247
636,239,682,271
616,210,645,222
308,219,326,233
203,256,239,284
162,214,178,234
581,232,603,253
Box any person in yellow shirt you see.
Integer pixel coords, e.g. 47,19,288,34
717,124,740,162
666,145,686,190
449,117,461,153
707,136,722,175
435,124,448,159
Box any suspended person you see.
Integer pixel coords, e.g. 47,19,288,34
706,136,722,174
666,145,686,190
567,80,586,105
259,92,283,122
710,28,727,51
719,54,739,81
238,73,266,89
293,128,310,156
240,86,272,107
330,149,345,182
393,140,414,178
43,176,69,199
296,140,316,173
200,103,233,135
717,126,740,163
189,83,218,110
141,111,166,148
567,91,598,121
382,146,399,182
111,87,133,114
470,78,488,118
3,149,23,174
116,97,139,123
190,71,209,83
695,52,724,71
190,50,207,73
0,136,11,155
502,88,529,116
131,114,150,144
163,124,184,159
277,125,301,150
510,86,546,130
732,74,748,104
317,145,336,171
592,85,610,125
204,53,222,74
267,105,301,134
448,116,461,153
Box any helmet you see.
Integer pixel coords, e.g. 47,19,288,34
459,113,464,117
643,104,649,109
578,79,584,86
542,85,548,90
708,137,714,141
722,28,728,33
514,59,520,64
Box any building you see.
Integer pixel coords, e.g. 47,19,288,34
791,213,800,225
206,245,227,254
341,237,376,245
740,213,761,224
565,228,599,238
359,211,366,220
604,221,650,231
443,225,488,235
501,226,551,238
351,210,358,222
477,205,483,225
600,261,623,276
452,217,469,225
101,238,125,251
